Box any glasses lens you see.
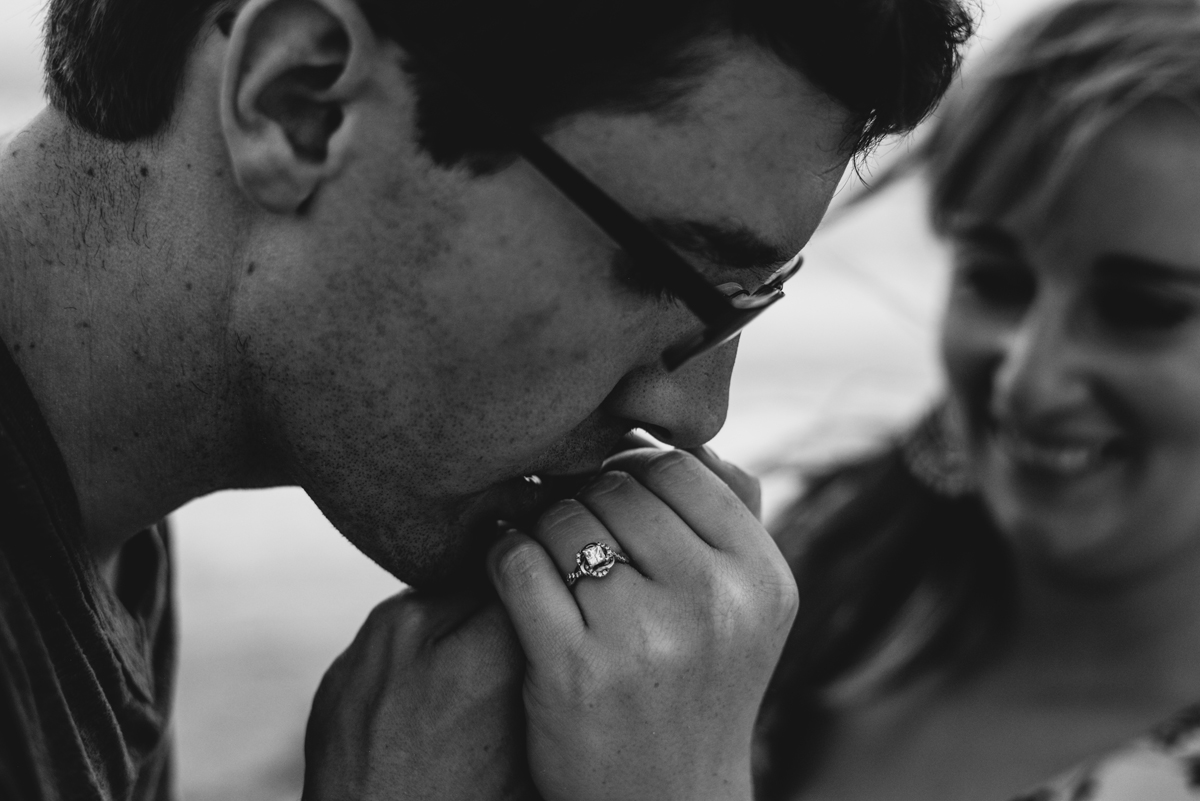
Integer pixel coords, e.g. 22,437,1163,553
661,256,802,370
752,252,804,298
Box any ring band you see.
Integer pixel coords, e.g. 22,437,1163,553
566,541,630,586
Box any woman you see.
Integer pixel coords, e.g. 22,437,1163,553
757,1,1200,799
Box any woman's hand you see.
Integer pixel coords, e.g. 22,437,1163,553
488,446,798,801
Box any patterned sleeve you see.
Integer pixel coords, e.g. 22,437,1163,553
1007,704,1200,801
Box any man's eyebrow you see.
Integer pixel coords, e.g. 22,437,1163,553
646,219,795,271
1095,253,1200,284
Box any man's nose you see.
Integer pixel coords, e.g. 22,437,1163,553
990,300,1090,423
603,338,739,449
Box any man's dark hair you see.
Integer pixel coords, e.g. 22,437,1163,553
44,0,974,167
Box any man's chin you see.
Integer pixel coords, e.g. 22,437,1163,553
401,471,601,593
325,466,610,594
403,518,504,594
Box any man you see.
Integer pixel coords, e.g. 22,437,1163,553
0,0,971,798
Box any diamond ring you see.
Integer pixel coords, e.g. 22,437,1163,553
565,542,631,586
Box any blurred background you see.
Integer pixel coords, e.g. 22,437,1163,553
0,0,1059,797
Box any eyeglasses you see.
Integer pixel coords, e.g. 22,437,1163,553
508,130,805,370
405,42,804,371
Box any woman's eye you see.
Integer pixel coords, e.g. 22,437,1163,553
957,261,1035,309
1093,284,1194,332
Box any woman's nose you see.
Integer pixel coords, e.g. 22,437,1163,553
603,338,738,449
990,303,1090,423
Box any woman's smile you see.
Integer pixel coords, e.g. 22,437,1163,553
991,421,1123,477
943,104,1200,577
979,413,1131,532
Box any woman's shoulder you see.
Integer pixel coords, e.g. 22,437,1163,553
1010,704,1200,801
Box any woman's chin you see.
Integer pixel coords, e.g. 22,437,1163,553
981,467,1132,572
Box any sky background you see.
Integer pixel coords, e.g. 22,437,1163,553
0,1,1060,797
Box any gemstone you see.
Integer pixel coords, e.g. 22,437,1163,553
578,543,616,577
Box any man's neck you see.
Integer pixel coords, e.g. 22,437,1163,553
0,110,270,566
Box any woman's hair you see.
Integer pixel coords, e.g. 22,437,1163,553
927,0,1200,233
755,410,1012,801
758,2,1200,797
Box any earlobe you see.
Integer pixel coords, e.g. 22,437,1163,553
220,0,379,213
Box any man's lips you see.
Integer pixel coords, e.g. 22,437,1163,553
492,431,668,530
524,471,601,500
489,471,600,532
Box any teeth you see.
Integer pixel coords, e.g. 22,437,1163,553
998,430,1105,473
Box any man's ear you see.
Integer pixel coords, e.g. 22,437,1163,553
221,0,380,213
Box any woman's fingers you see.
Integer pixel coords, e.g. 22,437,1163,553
528,498,643,619
685,445,763,521
494,446,778,656
487,529,586,665
573,469,705,583
603,448,769,555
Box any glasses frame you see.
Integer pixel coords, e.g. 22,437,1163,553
509,131,804,370
405,42,803,370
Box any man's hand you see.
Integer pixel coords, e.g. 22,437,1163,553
488,446,798,801
301,591,538,801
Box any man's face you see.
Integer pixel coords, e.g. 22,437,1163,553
234,39,851,586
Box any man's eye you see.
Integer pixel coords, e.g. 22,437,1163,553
611,250,678,303
1093,284,1194,332
957,261,1035,309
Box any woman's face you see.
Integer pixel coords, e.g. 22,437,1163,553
942,105,1200,582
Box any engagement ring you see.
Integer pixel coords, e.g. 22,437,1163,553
565,542,630,586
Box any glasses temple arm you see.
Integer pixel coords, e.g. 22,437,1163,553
509,132,737,322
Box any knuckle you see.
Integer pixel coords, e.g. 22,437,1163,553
760,548,800,613
644,448,696,480
709,576,757,638
716,485,751,519
575,469,631,503
534,498,593,535
703,561,799,641
767,569,801,629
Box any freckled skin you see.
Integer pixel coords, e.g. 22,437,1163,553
0,32,848,587
233,41,849,586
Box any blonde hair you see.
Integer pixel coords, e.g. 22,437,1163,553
926,0,1200,234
